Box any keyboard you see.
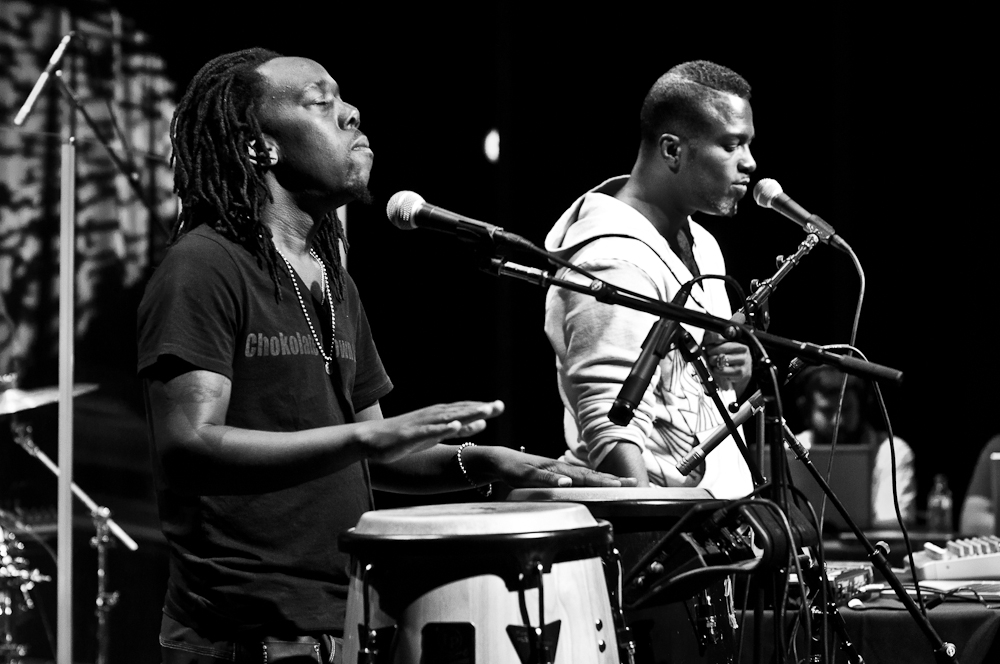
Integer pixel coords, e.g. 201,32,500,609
911,536,1000,581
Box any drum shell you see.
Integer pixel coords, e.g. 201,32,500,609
506,488,725,585
340,503,621,664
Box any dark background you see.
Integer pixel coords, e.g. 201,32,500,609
123,2,988,505
115,3,990,501
6,4,994,662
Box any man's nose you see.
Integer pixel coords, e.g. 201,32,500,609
340,101,360,129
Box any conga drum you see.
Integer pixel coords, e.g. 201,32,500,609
507,488,743,664
507,487,725,597
339,502,621,664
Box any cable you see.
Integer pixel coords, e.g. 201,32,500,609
822,343,927,618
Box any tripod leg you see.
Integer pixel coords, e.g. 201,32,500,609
808,597,865,664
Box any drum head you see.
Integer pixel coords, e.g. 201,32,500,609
507,487,714,502
507,487,721,521
341,503,612,592
352,501,597,536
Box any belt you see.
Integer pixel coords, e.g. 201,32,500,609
234,635,337,664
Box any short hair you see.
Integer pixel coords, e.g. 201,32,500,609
170,48,348,302
797,365,869,418
639,60,751,144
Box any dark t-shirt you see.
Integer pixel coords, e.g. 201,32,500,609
137,225,392,638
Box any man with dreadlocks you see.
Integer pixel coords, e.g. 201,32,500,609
544,61,757,497
138,48,633,664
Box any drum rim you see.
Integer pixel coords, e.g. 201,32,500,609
339,520,614,573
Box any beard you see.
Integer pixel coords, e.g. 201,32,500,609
347,180,374,206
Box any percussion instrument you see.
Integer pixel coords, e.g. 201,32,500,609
507,488,750,664
339,502,621,664
507,487,734,604
0,383,97,417
1,522,49,664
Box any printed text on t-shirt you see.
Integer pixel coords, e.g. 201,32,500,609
244,331,356,361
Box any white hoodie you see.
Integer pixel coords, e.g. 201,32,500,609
543,176,753,498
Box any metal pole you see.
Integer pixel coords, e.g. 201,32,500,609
56,134,76,664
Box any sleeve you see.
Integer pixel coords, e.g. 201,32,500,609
871,436,916,526
347,289,392,413
549,255,665,467
137,236,242,379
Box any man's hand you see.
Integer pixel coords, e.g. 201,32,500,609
702,333,752,394
357,400,505,463
466,446,640,488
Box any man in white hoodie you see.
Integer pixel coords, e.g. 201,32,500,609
544,61,757,498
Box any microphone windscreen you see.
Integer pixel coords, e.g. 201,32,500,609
386,190,424,230
752,178,783,209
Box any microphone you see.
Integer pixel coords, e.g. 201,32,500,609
784,356,816,385
608,285,693,426
14,32,74,126
676,390,764,475
386,191,536,251
753,178,848,252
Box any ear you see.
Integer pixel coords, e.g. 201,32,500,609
247,138,279,167
658,133,683,171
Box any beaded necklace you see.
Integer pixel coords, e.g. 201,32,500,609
275,247,336,374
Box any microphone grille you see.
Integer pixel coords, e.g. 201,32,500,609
752,178,783,209
386,190,424,230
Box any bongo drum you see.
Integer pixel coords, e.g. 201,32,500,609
339,502,620,664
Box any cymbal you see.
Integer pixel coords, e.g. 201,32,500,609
0,384,98,416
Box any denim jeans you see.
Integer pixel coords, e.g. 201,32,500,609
159,613,342,664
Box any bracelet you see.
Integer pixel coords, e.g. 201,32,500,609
456,442,492,498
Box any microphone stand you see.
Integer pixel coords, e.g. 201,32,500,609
486,256,959,663
674,329,764,487
780,426,958,663
12,44,149,663
488,257,901,384
672,233,820,481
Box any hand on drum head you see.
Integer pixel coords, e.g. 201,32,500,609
362,400,506,463
471,447,639,488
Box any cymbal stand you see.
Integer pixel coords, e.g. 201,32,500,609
10,422,136,664
91,510,118,664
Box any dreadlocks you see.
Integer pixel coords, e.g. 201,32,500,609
170,47,349,302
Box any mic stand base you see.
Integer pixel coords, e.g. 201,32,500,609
784,430,960,663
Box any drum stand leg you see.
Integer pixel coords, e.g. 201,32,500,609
603,547,637,664
355,563,396,664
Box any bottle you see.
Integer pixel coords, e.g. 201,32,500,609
927,474,953,532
